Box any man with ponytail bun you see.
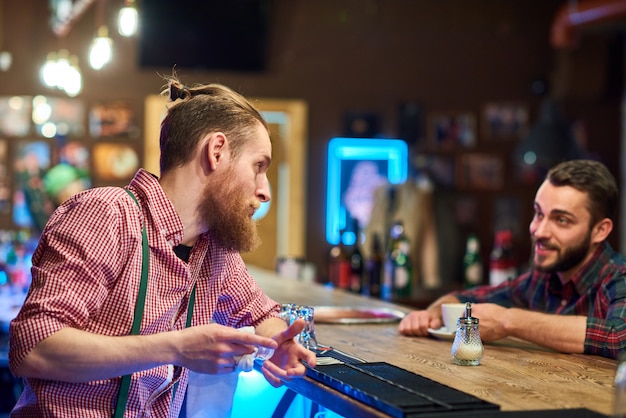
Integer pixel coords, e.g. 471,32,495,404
9,74,316,417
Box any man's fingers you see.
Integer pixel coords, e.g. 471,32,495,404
227,332,278,352
273,319,306,344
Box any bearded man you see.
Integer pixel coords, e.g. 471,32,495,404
9,76,316,417
399,159,626,360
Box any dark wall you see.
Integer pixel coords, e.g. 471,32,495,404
0,0,621,284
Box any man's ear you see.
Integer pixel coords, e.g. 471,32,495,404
591,218,613,244
205,132,228,171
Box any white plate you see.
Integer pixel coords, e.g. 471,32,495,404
428,327,456,341
313,306,406,324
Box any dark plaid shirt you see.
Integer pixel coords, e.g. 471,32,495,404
454,241,626,359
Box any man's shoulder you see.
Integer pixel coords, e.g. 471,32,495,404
68,186,136,208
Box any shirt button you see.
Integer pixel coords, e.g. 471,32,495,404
168,240,175,247
561,299,567,306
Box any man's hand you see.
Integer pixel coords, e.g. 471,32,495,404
174,323,278,375
398,295,461,337
398,310,441,336
261,318,317,387
468,303,509,341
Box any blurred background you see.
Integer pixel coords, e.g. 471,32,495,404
0,0,625,410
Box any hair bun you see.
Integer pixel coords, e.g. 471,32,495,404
169,84,189,101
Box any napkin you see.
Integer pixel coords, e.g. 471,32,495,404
186,326,274,418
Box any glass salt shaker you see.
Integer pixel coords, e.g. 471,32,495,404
451,302,484,366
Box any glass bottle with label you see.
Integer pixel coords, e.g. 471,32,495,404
382,221,412,300
363,233,383,298
463,234,483,289
391,222,412,299
349,229,364,293
328,231,351,289
489,229,517,286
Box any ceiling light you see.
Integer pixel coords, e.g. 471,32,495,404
118,0,138,37
89,25,113,70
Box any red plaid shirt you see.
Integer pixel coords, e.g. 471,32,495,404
9,169,280,417
454,241,626,359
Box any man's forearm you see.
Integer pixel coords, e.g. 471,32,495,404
256,317,288,339
504,308,586,354
15,327,176,382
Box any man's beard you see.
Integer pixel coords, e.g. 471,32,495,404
531,231,591,274
198,170,261,253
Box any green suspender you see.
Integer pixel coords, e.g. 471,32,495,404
114,189,196,418
114,190,150,418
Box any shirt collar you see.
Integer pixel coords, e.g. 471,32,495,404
128,168,185,247
567,241,612,295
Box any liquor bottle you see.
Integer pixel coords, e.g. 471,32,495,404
391,222,412,299
349,231,364,293
489,229,517,286
363,233,383,298
381,225,398,301
382,221,412,300
328,231,351,289
463,233,483,289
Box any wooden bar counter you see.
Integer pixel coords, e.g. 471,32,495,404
248,265,616,417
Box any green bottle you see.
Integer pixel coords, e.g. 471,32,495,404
463,234,483,289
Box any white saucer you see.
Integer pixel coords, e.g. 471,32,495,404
428,327,456,341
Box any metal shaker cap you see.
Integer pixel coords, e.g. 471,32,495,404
459,301,479,325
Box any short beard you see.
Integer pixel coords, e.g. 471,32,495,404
531,231,591,274
198,169,261,253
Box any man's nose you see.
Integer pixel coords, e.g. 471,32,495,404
257,177,271,202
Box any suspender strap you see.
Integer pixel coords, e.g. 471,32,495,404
114,189,197,417
171,284,197,401
114,189,150,418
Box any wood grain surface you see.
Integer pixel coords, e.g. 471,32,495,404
249,266,617,416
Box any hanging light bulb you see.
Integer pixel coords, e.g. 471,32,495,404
55,49,72,90
118,0,138,37
0,51,11,72
63,55,82,96
40,51,59,88
0,0,11,71
89,25,113,70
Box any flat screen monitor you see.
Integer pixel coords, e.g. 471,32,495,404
138,0,270,71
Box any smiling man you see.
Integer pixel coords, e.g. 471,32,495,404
399,159,626,359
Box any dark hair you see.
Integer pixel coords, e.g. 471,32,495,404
546,159,619,225
158,74,268,174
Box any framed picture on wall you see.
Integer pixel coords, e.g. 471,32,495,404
92,143,140,182
0,139,10,216
457,153,504,190
426,111,476,150
32,96,86,138
12,139,53,231
482,101,529,140
413,154,456,189
0,96,32,137
89,101,139,138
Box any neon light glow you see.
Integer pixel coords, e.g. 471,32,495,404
326,137,408,245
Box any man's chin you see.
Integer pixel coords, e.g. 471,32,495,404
532,260,558,273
